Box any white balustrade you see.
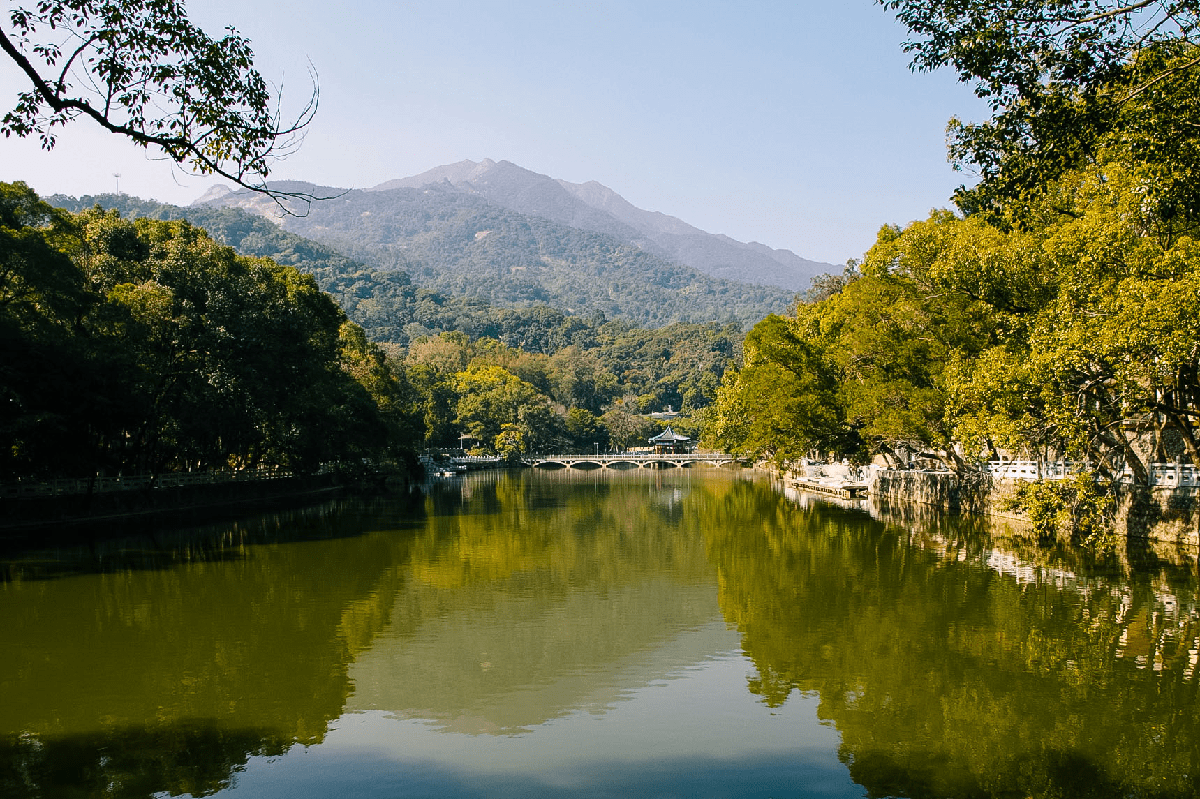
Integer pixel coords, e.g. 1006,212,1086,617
980,460,1199,486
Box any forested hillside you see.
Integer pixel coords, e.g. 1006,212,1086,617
194,181,795,328
370,158,833,291
46,192,744,460
51,195,744,360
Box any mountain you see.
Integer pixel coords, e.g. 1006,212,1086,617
370,159,834,291
46,192,747,416
46,192,696,350
193,178,795,329
370,159,644,245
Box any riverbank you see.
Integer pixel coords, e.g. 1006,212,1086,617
0,474,339,541
867,468,1200,549
0,464,417,546
760,461,1200,552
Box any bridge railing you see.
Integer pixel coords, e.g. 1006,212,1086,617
449,455,505,465
526,453,737,462
981,460,1200,486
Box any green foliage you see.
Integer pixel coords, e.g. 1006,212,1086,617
196,185,793,328
600,401,656,450
46,195,745,457
49,195,752,371
453,364,551,452
708,157,1200,496
708,219,996,466
0,183,420,479
929,164,1200,482
2,1,314,194
705,314,851,463
1003,473,1118,550
564,408,609,452
883,1,1200,226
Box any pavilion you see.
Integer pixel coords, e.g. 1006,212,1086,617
649,427,691,455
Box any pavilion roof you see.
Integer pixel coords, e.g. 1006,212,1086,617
649,426,690,443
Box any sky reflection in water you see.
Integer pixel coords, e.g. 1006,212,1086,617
222,653,859,799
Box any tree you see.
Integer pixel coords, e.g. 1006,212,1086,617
0,182,98,477
882,0,1200,225
600,397,655,451
1,0,317,201
1,185,422,478
453,364,557,455
549,346,617,414
564,407,609,452
850,164,1200,485
705,314,850,464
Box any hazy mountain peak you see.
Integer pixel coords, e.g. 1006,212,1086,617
369,158,517,192
194,184,233,204
197,159,837,292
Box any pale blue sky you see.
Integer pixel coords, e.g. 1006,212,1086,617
1,0,987,265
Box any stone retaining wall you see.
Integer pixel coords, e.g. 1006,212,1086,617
869,469,1200,548
0,474,341,536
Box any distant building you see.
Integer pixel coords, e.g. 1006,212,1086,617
649,427,691,454
647,404,681,421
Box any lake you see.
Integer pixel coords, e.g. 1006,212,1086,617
2,468,1198,798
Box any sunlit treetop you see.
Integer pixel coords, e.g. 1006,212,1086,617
884,1,1200,101
881,1,1200,226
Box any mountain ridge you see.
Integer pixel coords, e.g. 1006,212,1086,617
359,159,833,291
190,180,793,328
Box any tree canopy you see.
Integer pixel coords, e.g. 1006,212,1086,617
1,182,418,479
43,193,744,461
1,1,316,199
883,0,1200,225
709,158,1200,486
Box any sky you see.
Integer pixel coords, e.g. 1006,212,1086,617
0,0,989,266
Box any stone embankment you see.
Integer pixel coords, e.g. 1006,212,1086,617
867,468,1200,548
0,470,352,537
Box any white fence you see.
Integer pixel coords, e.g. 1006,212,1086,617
983,460,1200,487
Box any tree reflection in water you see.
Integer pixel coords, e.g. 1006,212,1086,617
703,478,1200,799
1,470,1198,798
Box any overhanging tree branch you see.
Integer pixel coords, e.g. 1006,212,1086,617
1,1,329,213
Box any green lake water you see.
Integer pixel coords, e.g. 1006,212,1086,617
2,468,1199,798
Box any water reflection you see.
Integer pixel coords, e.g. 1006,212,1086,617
1,469,1198,798
0,496,422,798
710,479,1200,798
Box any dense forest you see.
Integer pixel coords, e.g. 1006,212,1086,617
42,193,744,459
1,183,421,479
0,186,744,480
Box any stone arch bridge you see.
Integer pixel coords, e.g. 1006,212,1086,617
522,453,745,470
